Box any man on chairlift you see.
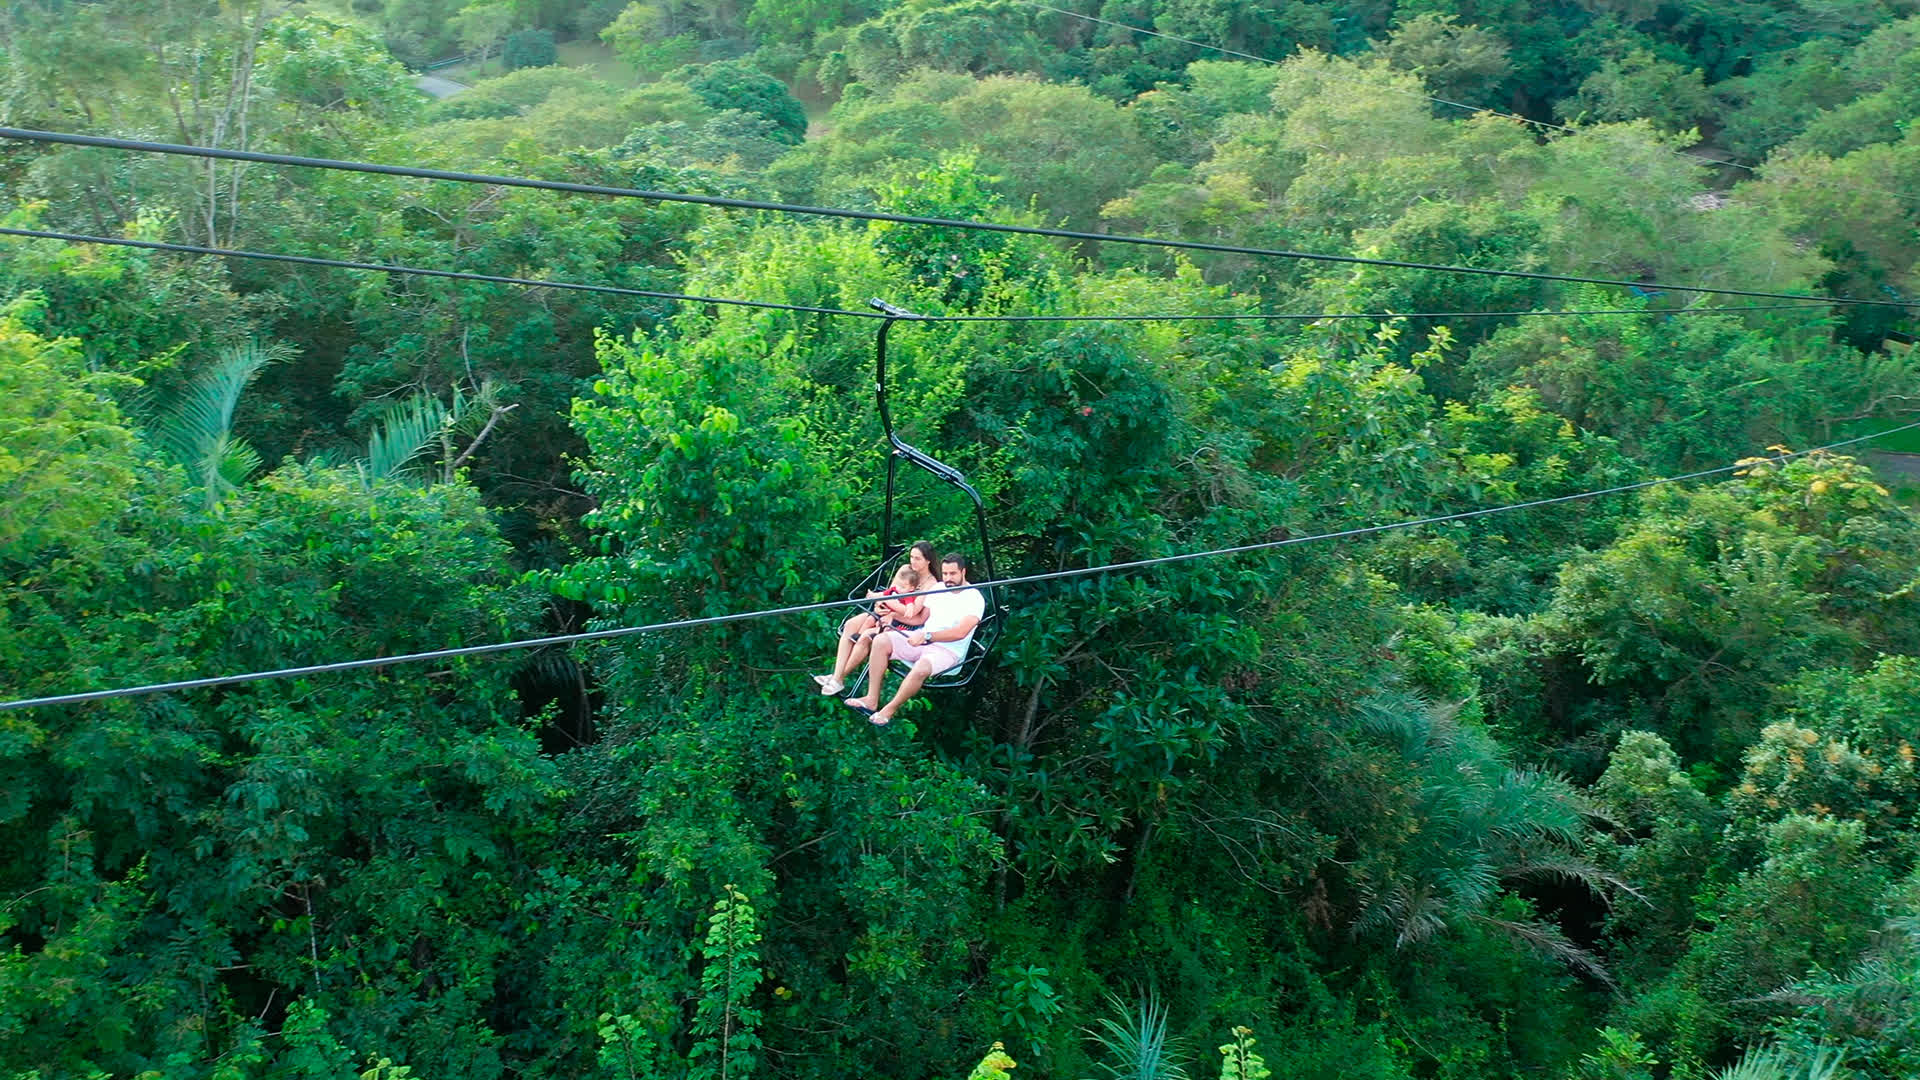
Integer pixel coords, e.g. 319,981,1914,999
842,553,984,726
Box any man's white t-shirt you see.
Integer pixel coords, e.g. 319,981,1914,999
922,586,986,660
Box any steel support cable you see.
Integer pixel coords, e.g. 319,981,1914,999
5,417,1918,713
921,302,1833,322
0,227,877,319
0,227,1837,325
1021,1,1920,207
3,127,1916,310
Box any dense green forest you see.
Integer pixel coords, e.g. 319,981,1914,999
7,0,1920,1076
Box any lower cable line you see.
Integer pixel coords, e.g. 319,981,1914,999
0,226,1837,326
931,303,1833,323
4,419,1916,712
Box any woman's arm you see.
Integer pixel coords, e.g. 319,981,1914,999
881,595,928,624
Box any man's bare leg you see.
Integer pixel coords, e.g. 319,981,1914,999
848,633,896,710
869,658,934,725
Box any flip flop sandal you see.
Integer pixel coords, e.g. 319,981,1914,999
842,698,873,716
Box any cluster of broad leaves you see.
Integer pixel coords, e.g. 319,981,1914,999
6,1,1920,1078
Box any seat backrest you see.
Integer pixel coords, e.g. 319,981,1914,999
862,578,1003,690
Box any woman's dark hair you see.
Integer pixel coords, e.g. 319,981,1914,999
908,541,938,576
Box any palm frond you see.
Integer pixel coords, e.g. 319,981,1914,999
1358,689,1438,754
1757,947,1920,1036
1713,1044,1793,1080
1883,914,1920,941
447,379,504,439
216,431,264,490
1498,857,1646,906
365,389,457,483
1804,1045,1852,1080
1083,990,1189,1080
155,340,292,507
1484,767,1586,844
1433,861,1501,913
1355,881,1451,948
1350,695,1626,963
1472,914,1615,988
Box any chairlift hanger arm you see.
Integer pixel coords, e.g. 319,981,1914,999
868,298,999,587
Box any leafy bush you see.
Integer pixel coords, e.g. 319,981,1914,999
674,59,808,143
503,27,557,69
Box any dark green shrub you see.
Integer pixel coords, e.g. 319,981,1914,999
503,28,557,70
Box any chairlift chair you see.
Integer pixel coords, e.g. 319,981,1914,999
842,298,1005,690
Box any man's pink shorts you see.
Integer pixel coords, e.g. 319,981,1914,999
887,632,963,674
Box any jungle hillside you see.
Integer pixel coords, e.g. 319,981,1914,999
7,1,1920,1077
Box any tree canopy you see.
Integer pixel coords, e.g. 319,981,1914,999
5,1,1920,1077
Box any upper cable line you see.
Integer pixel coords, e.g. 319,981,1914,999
0,227,877,319
4,126,1916,311
0,222,879,315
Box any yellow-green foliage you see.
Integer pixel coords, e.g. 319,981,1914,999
1729,722,1917,832
1218,1027,1270,1080
0,307,140,559
965,1041,1017,1080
